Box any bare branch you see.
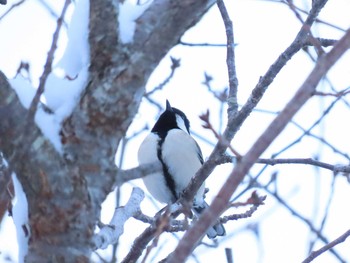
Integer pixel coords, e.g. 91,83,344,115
199,110,241,157
221,191,266,222
179,41,227,47
169,21,350,263
305,37,338,47
181,0,330,208
145,56,181,97
262,185,346,262
36,0,67,26
302,229,350,263
0,0,25,21
278,0,346,32
201,73,228,107
225,248,233,263
308,176,336,254
115,162,162,186
216,156,350,175
121,226,158,263
27,0,71,122
271,94,346,159
216,0,238,114
314,87,350,97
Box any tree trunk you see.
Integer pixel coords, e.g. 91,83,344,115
0,0,214,261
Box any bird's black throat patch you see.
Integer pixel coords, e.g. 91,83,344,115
156,136,178,202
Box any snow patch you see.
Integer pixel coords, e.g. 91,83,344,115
9,0,90,153
11,173,29,263
9,75,36,109
118,0,152,43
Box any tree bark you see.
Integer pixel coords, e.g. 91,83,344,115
0,0,215,261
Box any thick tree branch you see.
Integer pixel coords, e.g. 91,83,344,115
115,162,162,186
0,70,88,261
1,0,217,261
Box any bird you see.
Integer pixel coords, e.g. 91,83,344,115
138,100,225,239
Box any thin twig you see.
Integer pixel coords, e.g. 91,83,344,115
314,87,350,97
0,0,26,21
27,0,71,122
277,0,346,32
199,110,241,158
302,229,350,263
271,95,343,159
305,37,338,47
145,57,181,97
181,0,329,207
308,175,337,253
121,226,157,263
286,0,324,55
216,0,238,115
36,0,68,27
262,185,346,262
221,192,266,223
201,72,227,102
168,23,350,263
217,154,350,175
179,41,228,47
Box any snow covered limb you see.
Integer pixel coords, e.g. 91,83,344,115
0,0,218,261
92,187,145,250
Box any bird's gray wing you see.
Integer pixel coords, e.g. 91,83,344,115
194,140,204,165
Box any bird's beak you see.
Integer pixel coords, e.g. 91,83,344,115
166,100,173,111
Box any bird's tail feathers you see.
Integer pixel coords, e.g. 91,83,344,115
193,201,226,239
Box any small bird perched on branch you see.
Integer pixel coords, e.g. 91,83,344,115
138,100,225,239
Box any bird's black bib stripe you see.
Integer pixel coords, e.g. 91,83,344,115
157,137,178,202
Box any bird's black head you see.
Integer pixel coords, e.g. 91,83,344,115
151,100,190,138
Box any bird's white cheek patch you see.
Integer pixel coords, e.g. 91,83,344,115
176,115,188,133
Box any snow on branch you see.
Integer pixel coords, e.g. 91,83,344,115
92,187,145,250
27,0,71,123
8,0,90,153
118,0,152,44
